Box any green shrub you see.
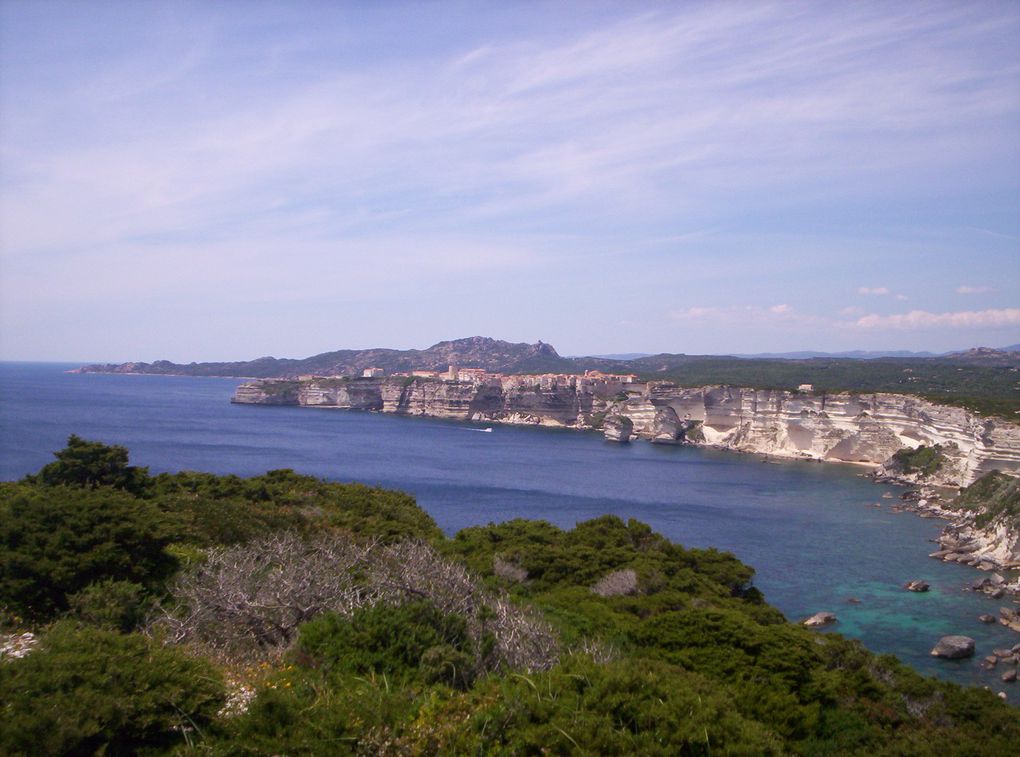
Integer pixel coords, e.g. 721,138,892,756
212,667,421,755
891,444,945,477
295,601,475,688
0,622,224,756
0,484,178,621
68,579,147,632
25,435,150,495
411,656,784,755
151,469,443,545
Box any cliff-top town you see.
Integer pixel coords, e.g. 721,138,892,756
306,366,642,391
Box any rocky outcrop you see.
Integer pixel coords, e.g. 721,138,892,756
916,471,1020,574
803,612,837,628
650,406,681,443
231,381,301,405
603,416,633,443
931,635,976,659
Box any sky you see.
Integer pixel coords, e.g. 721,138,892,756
1,0,1018,362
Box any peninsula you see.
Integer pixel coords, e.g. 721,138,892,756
80,337,1020,572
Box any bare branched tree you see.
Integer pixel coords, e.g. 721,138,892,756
152,534,559,673
150,532,378,662
591,568,639,597
492,555,528,584
369,541,558,673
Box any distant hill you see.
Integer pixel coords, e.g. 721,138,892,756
943,347,1020,366
583,353,653,360
76,335,1020,417
733,349,942,359
75,337,573,378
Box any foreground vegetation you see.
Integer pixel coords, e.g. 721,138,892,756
2,437,1018,755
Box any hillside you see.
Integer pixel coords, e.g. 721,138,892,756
76,337,569,378
2,437,1018,755
76,337,1020,417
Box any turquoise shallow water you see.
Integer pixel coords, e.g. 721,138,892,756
1,362,1017,696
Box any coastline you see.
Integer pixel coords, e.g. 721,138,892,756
234,376,1020,604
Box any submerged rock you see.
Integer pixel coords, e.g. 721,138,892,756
931,635,976,659
1003,669,1017,683
979,614,997,624
803,611,837,628
905,580,930,592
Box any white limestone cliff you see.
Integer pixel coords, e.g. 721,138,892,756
232,378,1020,486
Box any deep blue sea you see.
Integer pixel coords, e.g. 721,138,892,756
1,362,1017,695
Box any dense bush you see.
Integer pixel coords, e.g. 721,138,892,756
25,434,150,494
68,578,148,632
0,484,178,621
891,444,945,477
0,622,224,755
296,601,477,688
151,468,444,545
212,655,783,755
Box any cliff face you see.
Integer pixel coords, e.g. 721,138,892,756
622,386,1020,486
232,378,1020,486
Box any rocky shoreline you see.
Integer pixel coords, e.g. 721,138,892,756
865,473,1020,633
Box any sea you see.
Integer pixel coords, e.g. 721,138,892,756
1,362,1017,695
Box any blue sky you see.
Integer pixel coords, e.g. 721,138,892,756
1,0,1018,361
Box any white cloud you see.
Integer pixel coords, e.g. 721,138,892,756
840,306,864,316
4,2,1019,260
895,294,909,301
956,285,992,294
854,308,1020,329
672,306,721,319
671,304,817,324
858,287,890,295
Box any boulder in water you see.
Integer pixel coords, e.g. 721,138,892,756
802,611,837,628
931,635,975,659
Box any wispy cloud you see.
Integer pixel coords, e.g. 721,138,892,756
853,308,1020,329
956,285,993,295
4,2,1019,259
1,2,1018,358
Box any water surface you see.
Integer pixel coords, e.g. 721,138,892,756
1,362,1016,694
